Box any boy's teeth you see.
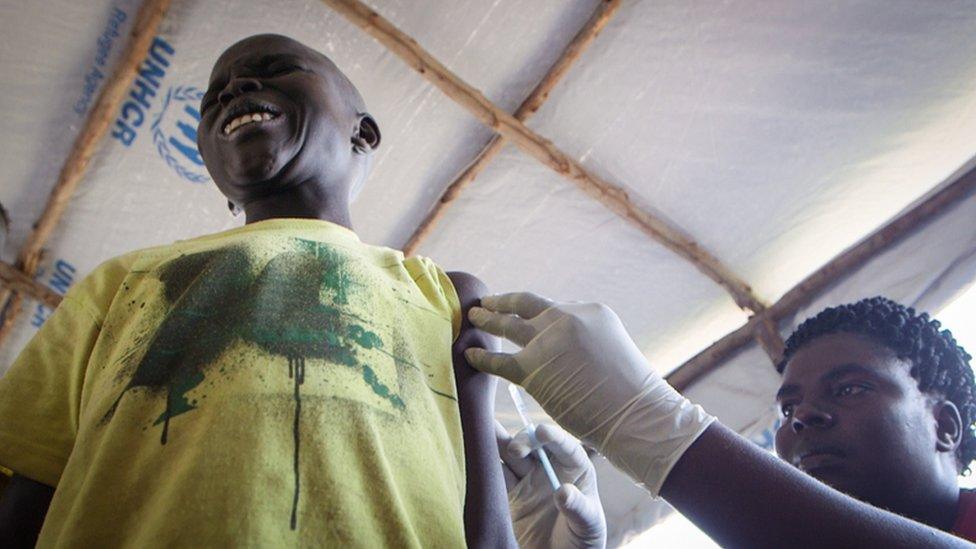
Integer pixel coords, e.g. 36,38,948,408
223,112,276,134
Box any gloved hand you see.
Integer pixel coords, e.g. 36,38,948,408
465,293,715,496
497,421,606,549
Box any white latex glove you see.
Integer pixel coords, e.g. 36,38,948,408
466,293,715,496
497,421,606,549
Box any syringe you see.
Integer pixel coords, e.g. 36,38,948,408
508,383,561,491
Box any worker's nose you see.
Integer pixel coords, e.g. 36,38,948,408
791,403,834,433
218,77,262,106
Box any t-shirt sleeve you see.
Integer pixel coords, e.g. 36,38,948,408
436,266,462,343
403,256,462,342
0,255,133,487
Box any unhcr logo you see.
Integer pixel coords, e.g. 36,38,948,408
150,86,208,183
30,259,77,328
111,37,209,184
110,37,173,147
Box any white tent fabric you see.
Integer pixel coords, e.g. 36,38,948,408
3,1,976,545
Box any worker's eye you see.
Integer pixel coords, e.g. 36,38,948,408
836,384,867,397
780,403,795,418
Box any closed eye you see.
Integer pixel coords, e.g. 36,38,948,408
266,63,304,77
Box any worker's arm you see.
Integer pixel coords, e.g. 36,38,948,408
447,272,517,548
662,422,969,548
466,292,973,548
0,474,54,548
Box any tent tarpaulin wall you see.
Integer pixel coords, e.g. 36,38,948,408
3,1,976,545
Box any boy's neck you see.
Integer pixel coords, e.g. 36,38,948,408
242,182,353,230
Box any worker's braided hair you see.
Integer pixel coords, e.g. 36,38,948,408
776,296,976,473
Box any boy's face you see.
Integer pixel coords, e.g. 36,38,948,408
197,34,364,208
774,332,948,507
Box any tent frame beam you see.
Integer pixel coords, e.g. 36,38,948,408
668,164,976,391
320,0,766,314
403,0,622,256
0,0,172,345
0,261,61,310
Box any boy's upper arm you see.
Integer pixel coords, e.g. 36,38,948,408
0,295,102,487
445,271,497,381
445,271,516,547
0,255,131,487
445,271,486,304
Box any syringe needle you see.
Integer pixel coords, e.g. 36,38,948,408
508,384,560,491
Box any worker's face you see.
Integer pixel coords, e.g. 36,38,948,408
197,34,368,208
774,332,948,507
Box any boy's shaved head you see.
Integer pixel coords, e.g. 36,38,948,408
197,34,380,223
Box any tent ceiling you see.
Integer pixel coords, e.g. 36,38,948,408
3,0,976,545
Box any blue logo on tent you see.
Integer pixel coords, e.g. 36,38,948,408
111,37,173,146
110,37,209,184
30,259,77,328
150,86,209,183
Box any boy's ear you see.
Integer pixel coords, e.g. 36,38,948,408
352,114,380,153
935,400,963,453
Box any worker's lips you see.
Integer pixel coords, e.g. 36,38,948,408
796,447,846,472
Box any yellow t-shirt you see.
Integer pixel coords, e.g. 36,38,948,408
0,218,466,547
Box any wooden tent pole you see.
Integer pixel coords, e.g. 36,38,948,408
666,320,758,392
754,316,785,364
403,0,623,256
668,164,976,392
0,0,171,345
320,0,765,314
0,262,61,310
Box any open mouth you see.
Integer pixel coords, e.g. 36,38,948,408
219,100,283,136
224,111,279,135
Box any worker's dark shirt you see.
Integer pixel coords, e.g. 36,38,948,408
952,489,976,542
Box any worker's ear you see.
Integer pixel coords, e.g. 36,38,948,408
935,400,963,453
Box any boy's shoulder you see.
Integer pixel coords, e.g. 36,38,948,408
62,242,173,321
63,224,465,333
398,254,465,341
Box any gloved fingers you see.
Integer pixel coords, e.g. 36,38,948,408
508,429,536,459
509,424,591,485
501,460,519,491
463,348,524,381
468,307,537,346
555,484,607,545
503,446,536,481
496,420,539,480
494,422,521,490
482,292,554,319
528,306,581,338
535,423,591,475
495,420,514,456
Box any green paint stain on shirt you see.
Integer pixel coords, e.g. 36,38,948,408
107,238,406,435
106,237,413,529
